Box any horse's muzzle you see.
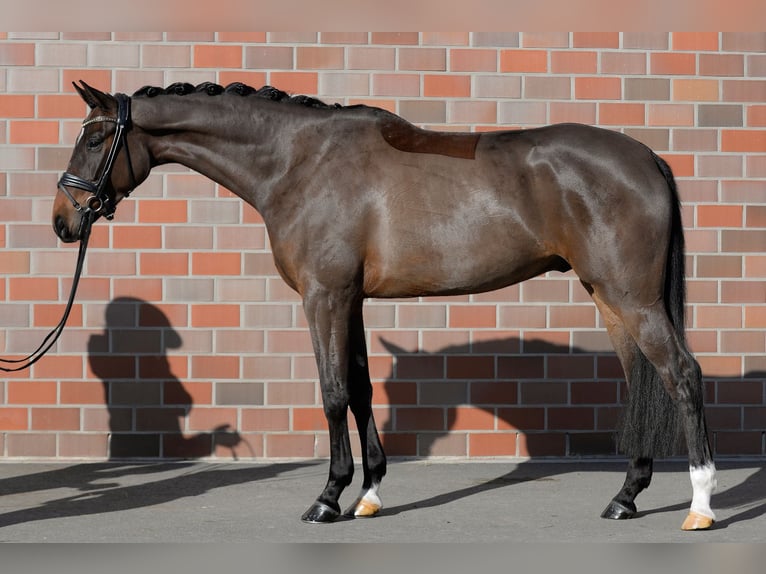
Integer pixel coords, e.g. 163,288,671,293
53,214,78,243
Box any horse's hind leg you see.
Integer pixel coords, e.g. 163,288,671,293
605,296,716,530
344,305,387,518
601,457,654,519
592,296,656,520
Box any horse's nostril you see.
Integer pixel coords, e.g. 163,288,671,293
54,216,72,242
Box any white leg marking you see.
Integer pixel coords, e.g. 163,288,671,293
689,463,717,520
352,482,382,517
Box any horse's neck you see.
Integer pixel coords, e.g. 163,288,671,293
133,96,294,211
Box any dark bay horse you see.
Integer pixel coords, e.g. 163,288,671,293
52,81,716,530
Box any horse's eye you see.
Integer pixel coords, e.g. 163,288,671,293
86,136,103,151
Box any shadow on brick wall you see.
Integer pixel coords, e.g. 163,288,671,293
87,297,243,459
377,337,766,459
375,336,766,523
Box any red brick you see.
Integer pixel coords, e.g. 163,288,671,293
721,281,766,303
188,407,238,431
396,407,445,431
448,407,496,430
9,121,59,144
7,433,56,457
722,32,766,52
448,305,496,328
31,408,80,430
500,50,548,73
700,54,744,77
293,407,326,431
372,74,420,97
0,95,35,118
34,303,83,327
8,381,57,405
191,305,240,327
648,104,695,126
192,252,241,275
450,49,497,72
716,432,762,456
697,205,744,227
266,433,316,457
673,79,719,102
193,45,241,68
371,33,419,45
573,33,619,48
380,433,417,456
422,32,469,45
517,432,566,456
521,33,569,48
113,225,162,249
599,103,645,126
191,356,240,379
550,102,596,124
320,32,368,44
551,51,597,74
348,47,395,70
140,253,189,276
723,80,766,103
297,47,344,70
266,381,316,406
748,106,766,127
8,277,58,301
548,355,594,380
423,75,470,97
446,356,495,380
721,130,766,152
59,434,109,458
399,48,446,71
651,53,696,75
0,408,29,430
469,432,517,456
672,32,719,51
241,408,290,432
60,381,105,405
269,72,317,95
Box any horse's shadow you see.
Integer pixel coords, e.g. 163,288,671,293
0,460,316,529
376,336,766,525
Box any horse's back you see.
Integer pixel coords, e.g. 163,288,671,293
358,122,671,298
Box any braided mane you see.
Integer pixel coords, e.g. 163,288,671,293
132,81,340,109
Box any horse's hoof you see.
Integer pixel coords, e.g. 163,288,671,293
600,500,637,520
344,497,382,518
301,501,340,524
681,511,714,531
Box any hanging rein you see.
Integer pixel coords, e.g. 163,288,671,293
0,93,135,372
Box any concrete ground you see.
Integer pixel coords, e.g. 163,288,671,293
0,458,764,543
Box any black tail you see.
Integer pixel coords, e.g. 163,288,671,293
618,152,685,458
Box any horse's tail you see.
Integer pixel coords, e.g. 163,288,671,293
618,152,685,458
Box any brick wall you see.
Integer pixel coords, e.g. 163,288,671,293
0,32,764,460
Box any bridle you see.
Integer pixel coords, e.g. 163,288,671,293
0,93,135,372
57,92,136,231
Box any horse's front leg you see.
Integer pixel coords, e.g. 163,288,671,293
343,304,386,518
300,286,356,523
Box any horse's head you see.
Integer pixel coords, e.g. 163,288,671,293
53,81,151,242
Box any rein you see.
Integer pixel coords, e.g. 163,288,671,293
0,211,94,372
0,94,133,372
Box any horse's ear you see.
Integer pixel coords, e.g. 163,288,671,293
378,337,409,357
73,81,115,111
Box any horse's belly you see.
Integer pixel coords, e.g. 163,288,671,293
363,230,562,299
